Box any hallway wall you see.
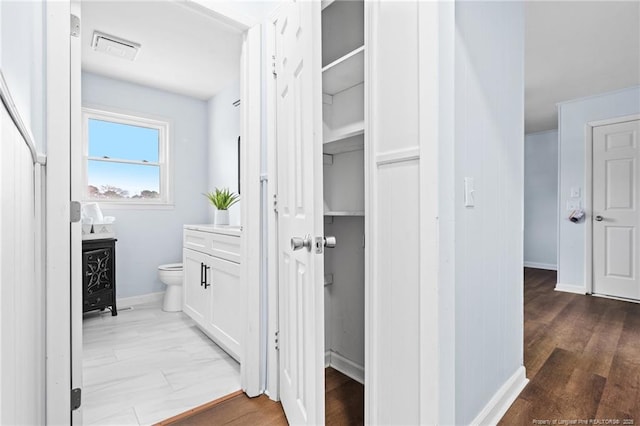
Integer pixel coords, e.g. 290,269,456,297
454,2,525,423
557,86,640,292
524,130,558,269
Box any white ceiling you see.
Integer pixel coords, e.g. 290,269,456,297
81,1,243,100
82,1,639,125
525,1,640,133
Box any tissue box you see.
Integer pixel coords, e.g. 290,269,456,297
82,223,116,240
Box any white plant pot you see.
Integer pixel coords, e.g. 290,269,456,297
215,210,230,225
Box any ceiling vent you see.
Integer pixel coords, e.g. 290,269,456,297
92,31,140,61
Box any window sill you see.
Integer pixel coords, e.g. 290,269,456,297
82,201,175,211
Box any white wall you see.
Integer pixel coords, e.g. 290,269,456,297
208,80,241,225
0,0,45,149
524,130,558,269
557,86,640,290
454,2,525,424
82,72,210,298
0,2,46,423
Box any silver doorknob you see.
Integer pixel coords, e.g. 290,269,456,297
291,234,312,251
324,236,337,248
595,215,604,221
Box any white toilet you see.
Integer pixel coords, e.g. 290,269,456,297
158,263,183,312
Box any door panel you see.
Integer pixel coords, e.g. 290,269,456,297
274,1,325,424
207,256,242,360
183,249,209,325
605,227,634,278
593,119,640,299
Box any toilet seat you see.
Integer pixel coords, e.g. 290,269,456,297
159,263,182,271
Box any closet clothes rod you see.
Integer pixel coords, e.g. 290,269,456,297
0,69,45,165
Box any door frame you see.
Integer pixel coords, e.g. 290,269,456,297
46,1,72,423
46,1,265,422
584,113,640,295
264,4,282,401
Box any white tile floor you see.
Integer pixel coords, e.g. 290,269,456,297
82,302,241,426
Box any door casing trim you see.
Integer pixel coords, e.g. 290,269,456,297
47,2,265,422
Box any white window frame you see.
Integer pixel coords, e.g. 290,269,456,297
81,106,172,207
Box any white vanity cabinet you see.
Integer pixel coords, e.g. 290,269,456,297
183,225,242,361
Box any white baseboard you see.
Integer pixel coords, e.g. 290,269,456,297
470,366,528,425
325,351,331,368
117,291,164,308
326,351,364,385
554,283,587,295
523,262,557,271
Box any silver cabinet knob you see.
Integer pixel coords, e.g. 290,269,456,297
324,236,337,248
291,234,312,251
595,215,604,222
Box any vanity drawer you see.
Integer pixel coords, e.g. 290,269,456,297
184,229,240,264
208,233,241,264
184,229,210,253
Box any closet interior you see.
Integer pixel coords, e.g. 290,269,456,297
321,0,366,393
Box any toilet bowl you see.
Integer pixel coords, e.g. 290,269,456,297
158,263,183,312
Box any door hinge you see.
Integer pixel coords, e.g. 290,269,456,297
70,201,82,223
71,388,81,411
272,55,277,78
273,194,278,213
70,14,80,37
274,331,279,351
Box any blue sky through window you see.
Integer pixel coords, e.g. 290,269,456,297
87,118,162,199
88,119,159,162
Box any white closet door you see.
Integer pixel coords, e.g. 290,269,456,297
593,119,640,300
274,1,325,424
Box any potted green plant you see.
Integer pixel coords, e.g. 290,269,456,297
204,188,240,225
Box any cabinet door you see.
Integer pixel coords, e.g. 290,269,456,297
206,256,242,361
183,248,209,326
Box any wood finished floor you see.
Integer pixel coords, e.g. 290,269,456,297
500,268,640,425
162,367,364,426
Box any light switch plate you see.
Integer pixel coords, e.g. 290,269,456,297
570,187,581,198
464,177,475,207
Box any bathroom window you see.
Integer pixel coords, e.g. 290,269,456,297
82,107,171,205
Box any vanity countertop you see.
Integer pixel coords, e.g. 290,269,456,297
184,224,242,237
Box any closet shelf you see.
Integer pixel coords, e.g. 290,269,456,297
324,211,365,217
322,46,364,96
324,122,364,144
323,128,364,155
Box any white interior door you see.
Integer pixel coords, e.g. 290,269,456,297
593,119,640,300
274,1,325,424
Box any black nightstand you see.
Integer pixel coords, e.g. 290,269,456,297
82,238,117,316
